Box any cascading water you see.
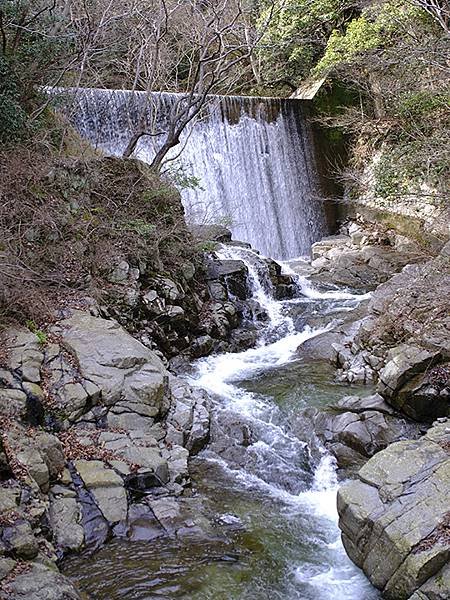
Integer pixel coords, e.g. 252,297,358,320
182,245,379,599
62,244,380,598
53,87,328,259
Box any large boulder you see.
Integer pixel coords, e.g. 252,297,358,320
337,420,450,599
313,394,421,468
48,487,84,553
52,311,170,427
74,460,127,524
206,258,249,300
8,563,81,600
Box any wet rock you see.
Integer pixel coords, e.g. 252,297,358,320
206,258,249,300
337,420,450,599
297,331,343,363
191,335,214,358
8,563,82,600
165,445,189,484
120,447,169,484
207,280,228,301
74,460,127,524
228,329,259,353
148,497,181,532
167,380,210,454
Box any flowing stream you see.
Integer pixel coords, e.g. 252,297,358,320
63,246,380,599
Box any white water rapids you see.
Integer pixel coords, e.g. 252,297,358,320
187,245,379,599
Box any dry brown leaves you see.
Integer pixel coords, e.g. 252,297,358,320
0,561,32,599
413,511,450,553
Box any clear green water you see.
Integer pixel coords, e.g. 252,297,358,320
63,252,380,599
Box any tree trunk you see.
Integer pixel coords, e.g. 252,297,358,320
149,136,180,172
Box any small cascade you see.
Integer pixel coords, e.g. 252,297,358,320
52,87,328,259
185,246,379,599
216,244,291,335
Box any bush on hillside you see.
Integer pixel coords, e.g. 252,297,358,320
0,146,199,327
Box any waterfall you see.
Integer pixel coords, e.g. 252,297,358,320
54,87,328,259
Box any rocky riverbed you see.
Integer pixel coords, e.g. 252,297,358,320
0,216,449,599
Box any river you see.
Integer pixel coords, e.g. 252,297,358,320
63,245,380,599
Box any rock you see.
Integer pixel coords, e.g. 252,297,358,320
337,421,450,599
148,497,181,531
0,488,20,513
34,432,65,480
206,258,249,300
142,289,165,315
191,224,232,243
49,494,84,553
119,447,169,484
8,563,82,600
313,394,421,468
0,389,27,420
191,335,214,358
378,344,440,398
410,562,450,599
75,460,127,523
377,344,449,421
21,382,45,403
311,235,350,259
45,347,101,422
165,445,189,484
310,231,424,291
4,329,44,383
181,262,195,281
167,380,210,454
165,305,185,320
108,260,130,284
207,280,228,301
393,366,450,422
297,331,343,363
0,556,16,580
153,277,183,302
2,520,39,559
53,311,169,425
4,426,63,492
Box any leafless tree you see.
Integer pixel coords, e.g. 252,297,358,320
112,0,276,170
409,0,450,34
